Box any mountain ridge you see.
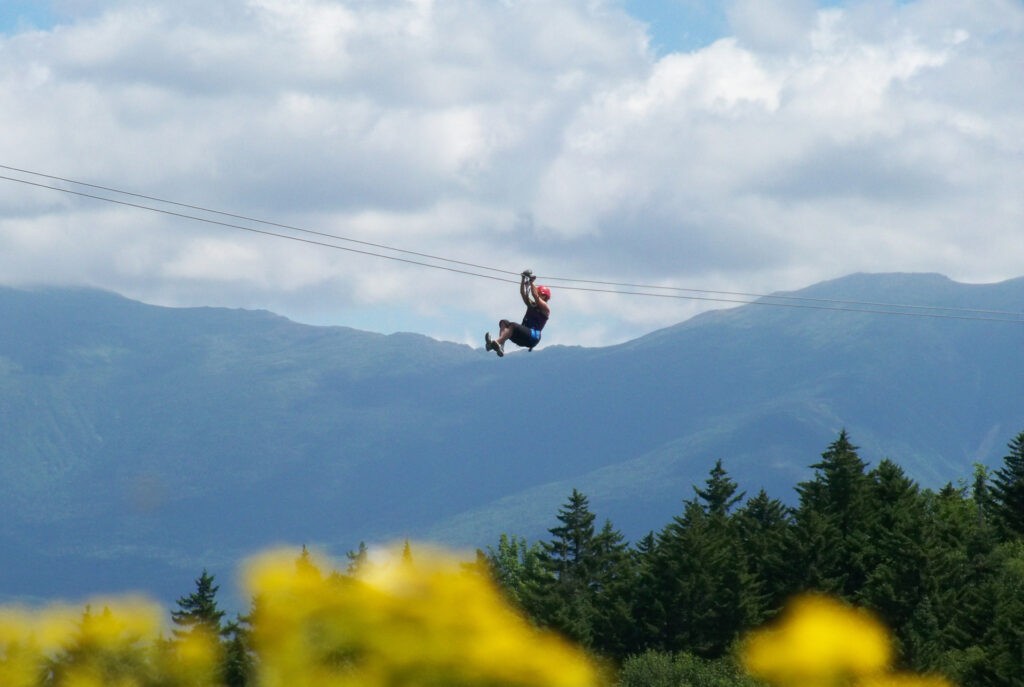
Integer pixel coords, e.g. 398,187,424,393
1,273,1022,605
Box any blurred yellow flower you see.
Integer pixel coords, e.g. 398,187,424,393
244,545,598,687
741,595,955,687
742,595,892,684
0,597,223,687
1,605,76,687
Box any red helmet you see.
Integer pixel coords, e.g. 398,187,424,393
536,285,551,301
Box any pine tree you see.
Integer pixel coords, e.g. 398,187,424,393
629,532,667,653
734,489,797,623
859,459,928,660
525,489,600,647
523,489,635,656
346,541,369,576
798,430,871,530
694,459,744,517
793,430,874,598
222,613,255,687
982,542,1024,684
971,463,995,528
991,431,1024,539
485,534,544,611
172,569,226,640
906,484,996,678
588,520,636,660
651,462,758,657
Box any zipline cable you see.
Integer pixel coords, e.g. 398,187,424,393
1,165,1023,324
0,173,518,285
549,282,1024,323
0,163,520,279
538,276,1024,319
2,163,1011,317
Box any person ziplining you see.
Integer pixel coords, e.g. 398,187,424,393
485,269,551,357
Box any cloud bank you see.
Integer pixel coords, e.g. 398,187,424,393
1,0,1021,346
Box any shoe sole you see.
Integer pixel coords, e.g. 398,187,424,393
485,332,503,357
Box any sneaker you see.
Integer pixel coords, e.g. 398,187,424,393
485,332,504,357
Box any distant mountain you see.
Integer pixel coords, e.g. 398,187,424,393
1,273,1022,607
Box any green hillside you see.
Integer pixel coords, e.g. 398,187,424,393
0,273,1022,605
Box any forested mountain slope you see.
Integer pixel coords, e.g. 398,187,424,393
0,273,1021,603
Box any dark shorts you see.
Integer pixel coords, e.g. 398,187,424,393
507,322,540,348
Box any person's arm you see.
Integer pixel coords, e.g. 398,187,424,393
528,282,550,315
520,275,533,306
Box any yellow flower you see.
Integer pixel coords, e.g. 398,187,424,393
243,545,598,687
76,598,163,646
0,596,223,687
150,629,223,687
0,605,78,687
742,595,892,685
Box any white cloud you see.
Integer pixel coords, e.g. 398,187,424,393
0,0,1022,347
533,0,1024,294
727,0,819,54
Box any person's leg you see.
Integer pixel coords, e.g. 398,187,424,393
502,323,535,349
495,320,514,347
485,331,503,356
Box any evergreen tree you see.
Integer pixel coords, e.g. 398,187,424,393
971,463,995,528
346,541,369,576
222,613,255,687
793,430,874,598
650,462,758,657
991,431,1024,539
170,569,231,685
859,459,928,661
629,531,667,653
588,520,636,660
982,541,1024,685
172,569,226,640
522,489,635,657
906,483,995,678
525,489,601,647
734,489,797,623
694,459,744,517
485,534,544,611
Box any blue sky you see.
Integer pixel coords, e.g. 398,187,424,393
0,0,1021,347
624,0,914,53
0,1,855,49
624,0,730,52
0,1,916,54
10,1,728,50
0,1,55,33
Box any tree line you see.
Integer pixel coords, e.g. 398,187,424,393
482,430,1024,686
122,429,1024,686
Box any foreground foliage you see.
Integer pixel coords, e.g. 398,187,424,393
0,546,595,687
0,555,955,687
5,429,1022,686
